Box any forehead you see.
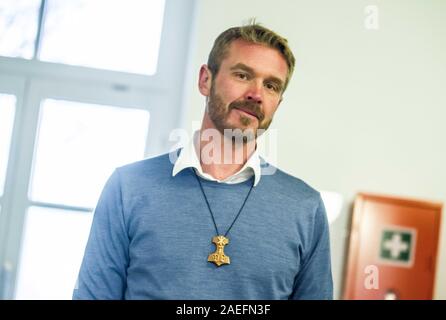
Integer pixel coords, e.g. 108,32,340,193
221,39,288,82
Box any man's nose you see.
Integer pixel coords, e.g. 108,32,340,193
245,80,263,104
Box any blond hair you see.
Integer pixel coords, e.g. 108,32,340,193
207,21,296,92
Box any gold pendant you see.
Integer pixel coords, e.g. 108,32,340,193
208,235,230,267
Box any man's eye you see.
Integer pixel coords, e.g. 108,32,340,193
235,73,248,80
265,82,279,92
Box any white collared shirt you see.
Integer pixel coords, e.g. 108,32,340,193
172,131,261,186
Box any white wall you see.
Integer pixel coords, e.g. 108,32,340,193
182,0,446,299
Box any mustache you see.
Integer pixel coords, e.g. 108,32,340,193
229,100,264,121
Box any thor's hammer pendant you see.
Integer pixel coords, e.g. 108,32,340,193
208,235,230,267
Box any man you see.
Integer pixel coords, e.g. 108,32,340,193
73,22,333,300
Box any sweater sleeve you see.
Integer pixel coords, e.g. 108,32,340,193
290,196,333,300
72,169,129,300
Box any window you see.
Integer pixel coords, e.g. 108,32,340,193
29,99,150,208
14,99,150,299
0,0,194,300
0,0,166,75
15,206,93,299
0,0,41,59
39,0,166,75
0,94,16,196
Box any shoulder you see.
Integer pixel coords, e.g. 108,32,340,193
117,151,175,178
112,151,177,195
259,159,322,207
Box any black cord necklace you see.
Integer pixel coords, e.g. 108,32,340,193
193,169,254,267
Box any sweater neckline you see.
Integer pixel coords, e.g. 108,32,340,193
189,168,255,189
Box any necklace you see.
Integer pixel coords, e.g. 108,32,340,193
193,170,254,267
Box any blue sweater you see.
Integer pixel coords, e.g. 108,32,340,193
73,151,333,299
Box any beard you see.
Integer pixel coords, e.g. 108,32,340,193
207,85,273,143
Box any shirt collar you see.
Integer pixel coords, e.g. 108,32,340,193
172,130,261,186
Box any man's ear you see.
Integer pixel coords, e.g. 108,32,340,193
198,65,212,96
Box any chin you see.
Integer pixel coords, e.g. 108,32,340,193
226,122,258,132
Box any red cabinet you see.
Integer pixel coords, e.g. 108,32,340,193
343,193,442,299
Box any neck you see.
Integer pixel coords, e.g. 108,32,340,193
197,114,256,181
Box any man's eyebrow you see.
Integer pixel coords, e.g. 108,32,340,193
230,63,285,88
230,63,255,74
266,76,284,88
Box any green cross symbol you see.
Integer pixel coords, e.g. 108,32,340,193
380,230,413,263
